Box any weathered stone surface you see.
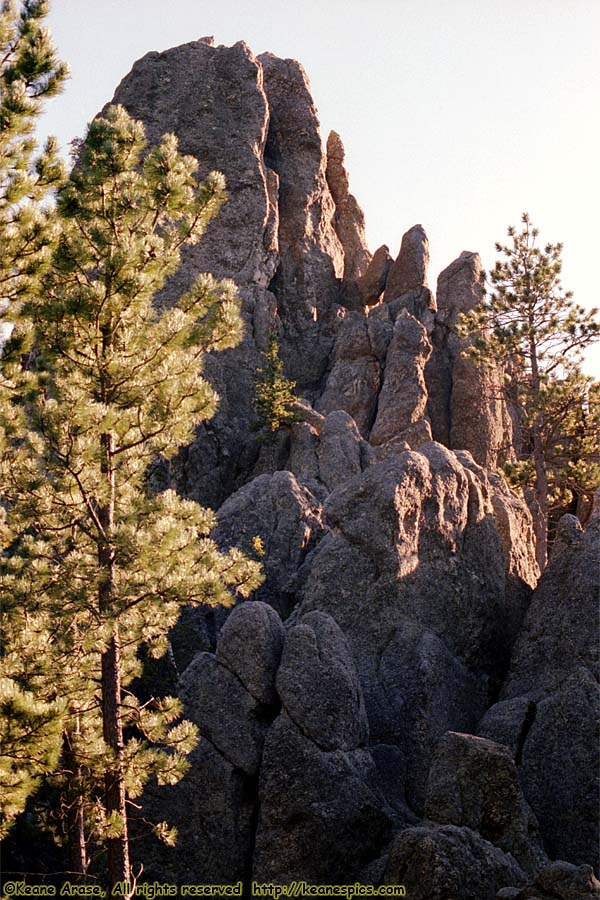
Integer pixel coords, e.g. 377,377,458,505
358,244,393,306
480,516,600,868
384,224,430,300
216,601,285,705
497,862,600,899
317,409,367,492
83,39,599,890
108,41,372,507
382,825,527,899
297,442,537,810
382,286,437,332
502,516,599,701
284,407,370,498
287,420,322,496
178,652,267,775
253,711,392,884
317,312,392,436
276,611,368,751
109,40,279,508
425,731,546,873
425,251,515,469
214,471,324,617
369,310,431,447
259,52,345,391
325,130,371,285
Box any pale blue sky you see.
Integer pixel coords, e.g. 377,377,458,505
39,0,599,373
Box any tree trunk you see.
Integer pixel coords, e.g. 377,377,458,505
529,335,548,570
62,721,88,878
532,426,548,570
98,430,131,894
101,629,131,891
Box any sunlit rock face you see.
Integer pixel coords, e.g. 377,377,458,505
109,38,369,508
102,38,596,893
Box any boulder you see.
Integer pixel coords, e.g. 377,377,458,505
214,471,324,617
253,712,392,884
275,610,368,751
497,862,600,899
316,409,368,492
178,653,268,775
382,825,527,899
216,601,285,705
425,731,546,873
297,442,538,810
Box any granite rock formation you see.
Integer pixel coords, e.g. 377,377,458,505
98,37,599,897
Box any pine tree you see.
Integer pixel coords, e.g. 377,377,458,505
459,213,600,568
0,0,68,837
254,332,299,433
0,0,67,322
0,105,263,886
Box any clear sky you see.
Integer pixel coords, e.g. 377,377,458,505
38,0,599,374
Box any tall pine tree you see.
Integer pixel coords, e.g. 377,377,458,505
0,0,68,838
0,105,262,885
459,213,599,568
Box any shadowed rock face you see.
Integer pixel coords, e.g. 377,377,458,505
101,38,597,893
479,515,600,869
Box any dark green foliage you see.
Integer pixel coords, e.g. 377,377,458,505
0,0,68,838
0,103,263,881
255,332,299,433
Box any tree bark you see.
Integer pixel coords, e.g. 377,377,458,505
529,335,548,570
532,425,548,570
98,430,131,894
62,720,88,879
101,629,130,890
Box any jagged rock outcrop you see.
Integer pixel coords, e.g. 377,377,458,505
357,244,393,306
425,251,515,469
101,38,598,893
138,601,284,885
369,310,432,447
325,130,371,296
316,312,391,436
479,514,600,869
258,52,347,388
253,611,392,883
379,224,436,331
108,39,366,508
497,862,600,900
384,224,430,300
